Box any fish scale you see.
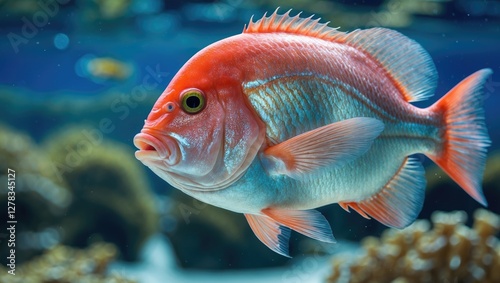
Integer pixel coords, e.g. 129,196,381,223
246,75,387,144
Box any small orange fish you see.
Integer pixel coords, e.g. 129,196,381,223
134,9,491,256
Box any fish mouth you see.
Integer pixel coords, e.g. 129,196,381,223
133,131,179,166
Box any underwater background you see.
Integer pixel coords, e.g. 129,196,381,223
0,0,500,282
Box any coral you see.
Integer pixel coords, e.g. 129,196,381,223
0,242,136,283
0,124,71,263
327,209,500,283
0,124,158,265
43,126,158,261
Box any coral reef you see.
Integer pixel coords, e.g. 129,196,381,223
327,209,500,283
0,124,71,263
0,124,158,265
43,126,158,261
0,243,136,283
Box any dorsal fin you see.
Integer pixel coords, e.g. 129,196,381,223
244,9,438,103
244,8,342,41
336,28,438,102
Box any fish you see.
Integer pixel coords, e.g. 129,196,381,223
76,55,133,82
133,9,492,257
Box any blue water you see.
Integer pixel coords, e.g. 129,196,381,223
1,1,500,282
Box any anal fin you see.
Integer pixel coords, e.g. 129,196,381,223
339,157,426,229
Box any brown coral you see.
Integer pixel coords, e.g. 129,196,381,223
0,124,158,265
327,209,500,283
0,124,71,263
0,243,136,283
43,126,158,261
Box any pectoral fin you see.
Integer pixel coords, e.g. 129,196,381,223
261,117,384,177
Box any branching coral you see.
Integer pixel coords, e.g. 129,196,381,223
327,209,500,283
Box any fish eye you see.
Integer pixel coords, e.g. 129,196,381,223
180,88,205,114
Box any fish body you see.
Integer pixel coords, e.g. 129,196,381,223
134,10,491,256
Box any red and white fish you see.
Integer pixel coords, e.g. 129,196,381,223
134,10,492,256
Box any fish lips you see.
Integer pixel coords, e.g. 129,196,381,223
133,132,179,167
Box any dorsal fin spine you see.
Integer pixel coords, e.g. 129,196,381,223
256,12,267,30
301,17,317,34
285,15,300,32
268,10,279,27
294,14,311,31
276,9,292,32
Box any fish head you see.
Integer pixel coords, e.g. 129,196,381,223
134,48,265,192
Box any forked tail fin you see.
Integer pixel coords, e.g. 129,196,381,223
428,69,492,206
